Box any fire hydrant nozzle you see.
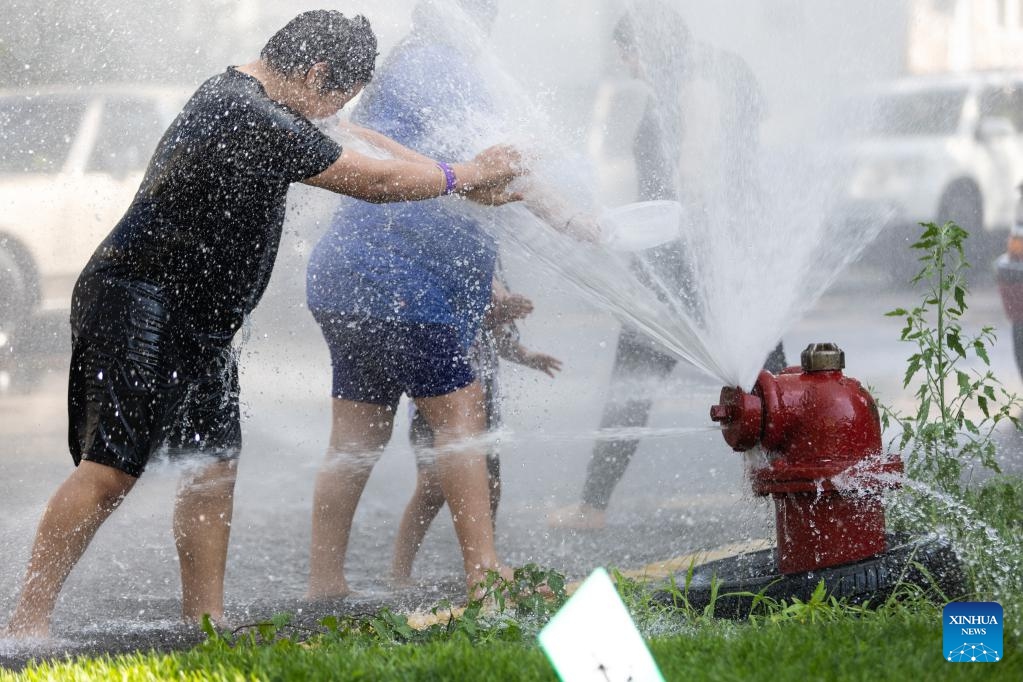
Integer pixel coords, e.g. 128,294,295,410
709,385,762,450
710,342,903,575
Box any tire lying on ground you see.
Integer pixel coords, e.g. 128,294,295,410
650,533,966,619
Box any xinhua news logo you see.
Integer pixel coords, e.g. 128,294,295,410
943,602,1003,663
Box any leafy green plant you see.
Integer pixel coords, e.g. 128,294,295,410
195,564,571,654
878,221,1023,601
883,221,1021,496
474,563,568,621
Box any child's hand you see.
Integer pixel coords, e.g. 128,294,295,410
523,352,562,378
463,184,524,206
562,213,602,244
489,293,534,325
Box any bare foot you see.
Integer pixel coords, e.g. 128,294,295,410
305,578,351,602
185,611,230,632
466,564,515,602
466,565,554,603
546,503,606,530
1,617,50,640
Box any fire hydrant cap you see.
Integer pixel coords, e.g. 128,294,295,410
800,342,845,372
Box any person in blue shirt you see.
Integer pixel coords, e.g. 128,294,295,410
304,0,524,599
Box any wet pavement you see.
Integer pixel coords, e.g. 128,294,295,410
3,260,1023,670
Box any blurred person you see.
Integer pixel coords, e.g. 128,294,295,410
548,1,786,531
304,0,592,600
391,275,561,583
2,9,523,639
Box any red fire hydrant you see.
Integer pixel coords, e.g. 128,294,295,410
710,343,903,574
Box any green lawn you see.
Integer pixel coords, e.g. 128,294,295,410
4,606,1020,681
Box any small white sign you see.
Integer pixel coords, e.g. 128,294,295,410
538,567,666,682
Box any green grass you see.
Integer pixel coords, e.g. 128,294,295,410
4,604,1020,682
5,470,1021,682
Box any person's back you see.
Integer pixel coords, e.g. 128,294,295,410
675,45,765,210
307,32,496,348
82,67,342,337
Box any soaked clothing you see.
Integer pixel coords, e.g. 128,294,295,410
313,311,475,407
68,66,342,475
306,38,495,350
407,314,521,523
81,66,342,337
69,277,241,477
407,316,515,448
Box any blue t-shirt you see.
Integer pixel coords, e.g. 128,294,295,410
306,39,496,349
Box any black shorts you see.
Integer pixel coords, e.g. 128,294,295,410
68,275,241,478
312,311,475,409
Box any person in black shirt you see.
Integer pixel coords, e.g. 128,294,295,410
3,10,522,639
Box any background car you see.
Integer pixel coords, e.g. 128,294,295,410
995,184,1023,377
0,85,187,348
839,72,1023,274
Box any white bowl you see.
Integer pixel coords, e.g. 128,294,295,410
599,200,683,252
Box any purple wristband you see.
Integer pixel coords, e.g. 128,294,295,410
436,161,457,195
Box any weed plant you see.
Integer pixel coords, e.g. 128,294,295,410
881,222,1023,606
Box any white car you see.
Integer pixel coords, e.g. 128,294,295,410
837,73,1023,267
0,85,187,343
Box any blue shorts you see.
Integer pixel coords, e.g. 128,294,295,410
312,311,475,408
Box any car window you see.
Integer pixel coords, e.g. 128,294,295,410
87,97,173,176
1005,85,1023,131
979,85,1020,130
851,88,966,137
0,95,89,174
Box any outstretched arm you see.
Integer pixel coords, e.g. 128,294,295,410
518,180,601,243
337,121,435,165
499,340,563,378
484,280,534,329
303,144,523,205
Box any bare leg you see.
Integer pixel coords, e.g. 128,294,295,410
487,455,501,524
415,382,508,596
549,329,675,530
173,458,238,625
391,466,446,581
306,399,394,600
3,461,136,638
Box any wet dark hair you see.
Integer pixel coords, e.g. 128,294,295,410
613,0,691,91
260,10,378,92
612,14,636,51
613,0,690,53
459,0,499,29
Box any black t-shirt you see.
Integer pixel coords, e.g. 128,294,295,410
634,101,676,203
78,67,342,336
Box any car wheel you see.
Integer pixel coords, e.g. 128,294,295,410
0,243,33,349
650,533,965,619
936,181,1000,279
1013,323,1023,381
